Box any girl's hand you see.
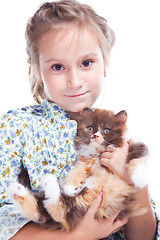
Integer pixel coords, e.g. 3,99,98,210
11,193,128,240
100,140,133,185
72,192,128,240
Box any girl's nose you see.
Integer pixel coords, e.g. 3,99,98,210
67,69,83,89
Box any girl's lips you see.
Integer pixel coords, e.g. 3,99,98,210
66,91,89,98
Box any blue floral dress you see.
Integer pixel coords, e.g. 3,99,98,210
0,100,160,239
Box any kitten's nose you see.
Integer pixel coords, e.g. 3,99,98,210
93,132,100,139
92,131,103,144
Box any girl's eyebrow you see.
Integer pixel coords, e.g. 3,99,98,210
81,53,98,59
44,58,65,63
44,53,98,64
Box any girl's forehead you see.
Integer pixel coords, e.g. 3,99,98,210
39,25,100,51
37,24,105,64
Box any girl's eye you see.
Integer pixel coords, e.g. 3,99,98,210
102,128,110,134
52,64,64,71
87,126,94,132
81,60,93,68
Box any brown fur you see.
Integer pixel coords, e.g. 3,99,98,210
12,108,148,231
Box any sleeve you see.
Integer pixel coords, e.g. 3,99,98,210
0,112,29,239
0,204,29,240
151,199,160,239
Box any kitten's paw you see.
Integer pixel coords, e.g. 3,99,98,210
7,182,28,203
131,162,148,188
8,182,45,223
63,185,82,196
42,174,60,205
7,182,30,216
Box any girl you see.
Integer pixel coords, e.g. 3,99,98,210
0,0,159,239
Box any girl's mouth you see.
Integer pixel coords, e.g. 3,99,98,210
66,91,89,98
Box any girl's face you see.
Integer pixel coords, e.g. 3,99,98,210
38,26,106,112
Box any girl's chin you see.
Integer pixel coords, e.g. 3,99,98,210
66,103,93,113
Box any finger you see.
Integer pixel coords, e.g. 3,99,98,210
107,210,121,222
101,152,113,158
105,148,114,153
121,140,129,153
100,158,110,168
100,158,113,169
112,215,129,230
86,192,103,218
105,145,115,152
111,227,121,234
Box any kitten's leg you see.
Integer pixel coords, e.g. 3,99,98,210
42,174,68,230
42,174,60,205
63,162,87,196
63,156,97,196
7,182,44,223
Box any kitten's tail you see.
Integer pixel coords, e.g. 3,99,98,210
127,141,149,163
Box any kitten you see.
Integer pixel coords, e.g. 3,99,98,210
7,108,148,231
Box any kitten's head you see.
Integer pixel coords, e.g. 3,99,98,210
69,108,127,157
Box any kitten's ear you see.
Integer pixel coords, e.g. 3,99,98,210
68,108,92,121
82,107,93,114
115,110,127,124
68,111,81,121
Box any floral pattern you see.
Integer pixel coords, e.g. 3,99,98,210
0,99,160,239
0,100,77,239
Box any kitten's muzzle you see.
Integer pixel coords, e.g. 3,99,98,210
91,132,103,144
93,134,100,139
92,131,101,139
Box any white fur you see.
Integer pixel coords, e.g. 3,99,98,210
124,131,146,146
42,174,60,206
84,177,94,189
131,161,148,188
78,142,105,158
64,176,95,197
7,182,28,200
77,144,98,158
63,185,83,196
7,182,28,212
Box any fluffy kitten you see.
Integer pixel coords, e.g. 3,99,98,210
8,108,148,231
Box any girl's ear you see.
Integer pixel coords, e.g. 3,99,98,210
104,64,107,77
115,110,127,124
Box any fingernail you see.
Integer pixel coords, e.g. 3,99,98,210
99,191,103,197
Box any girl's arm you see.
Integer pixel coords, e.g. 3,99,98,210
124,186,156,240
10,193,128,240
100,141,157,240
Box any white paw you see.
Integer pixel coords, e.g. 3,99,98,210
131,162,148,188
42,174,60,205
7,182,29,215
7,182,28,201
63,185,82,197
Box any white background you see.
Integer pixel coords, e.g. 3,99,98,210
0,0,160,212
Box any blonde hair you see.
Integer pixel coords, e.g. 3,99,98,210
25,0,115,103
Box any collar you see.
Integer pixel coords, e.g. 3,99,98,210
30,99,70,120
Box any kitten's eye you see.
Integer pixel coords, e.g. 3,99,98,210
87,126,94,132
102,128,110,134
